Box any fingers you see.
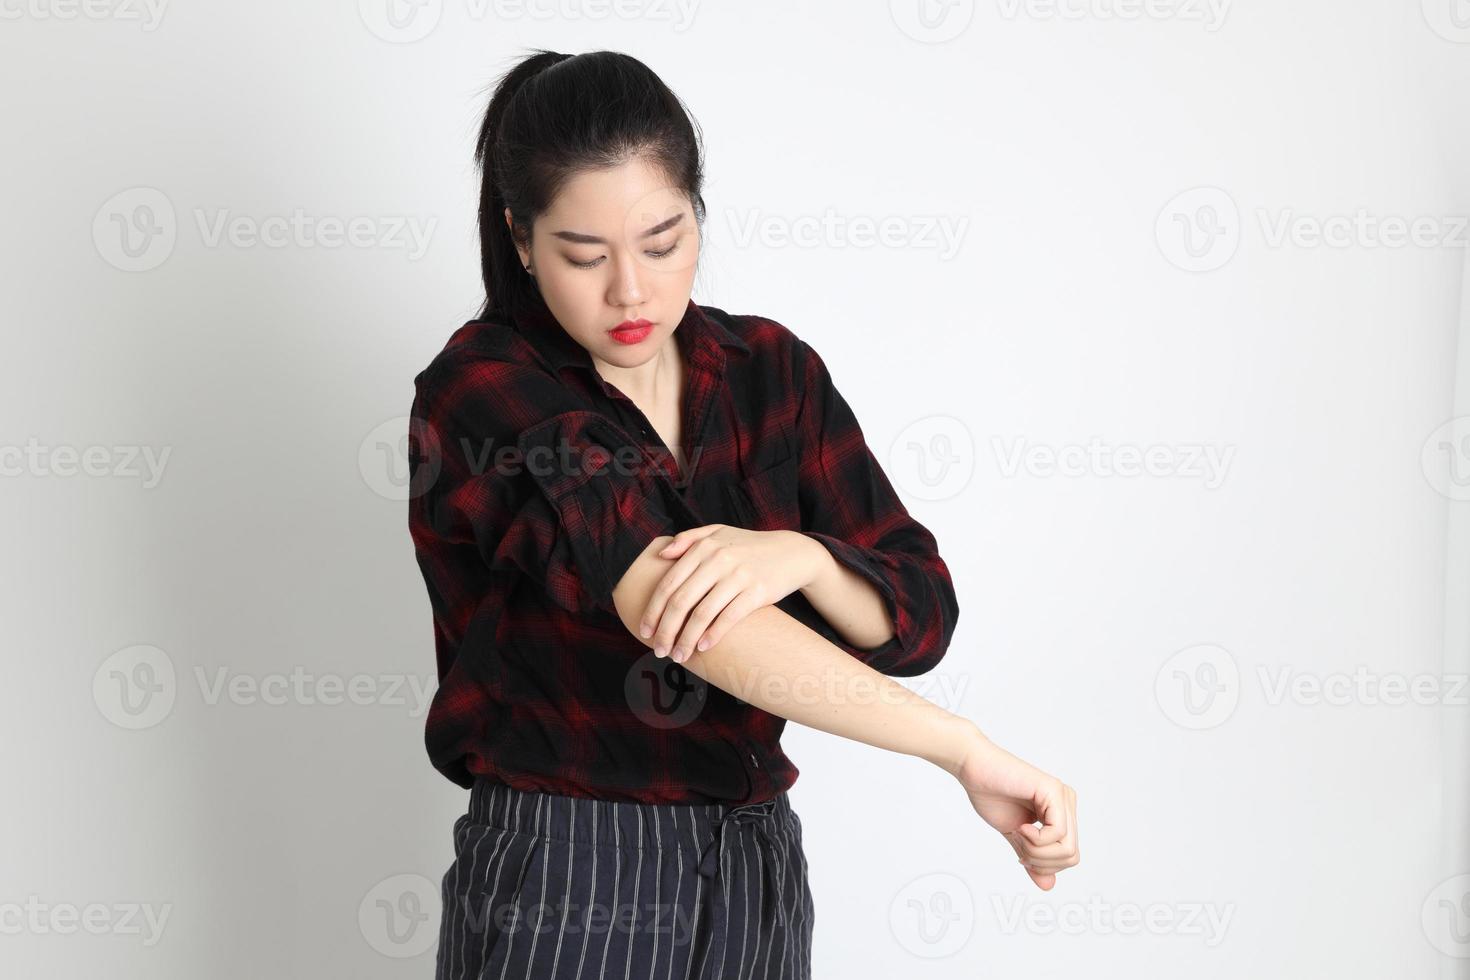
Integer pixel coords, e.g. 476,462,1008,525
1010,782,1080,882
1023,868,1058,890
655,525,720,560
672,577,747,663
1022,779,1070,848
696,587,766,654
641,540,708,643
647,538,727,659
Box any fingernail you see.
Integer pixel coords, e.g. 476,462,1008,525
672,646,685,660
639,623,652,638
655,646,666,658
697,639,708,651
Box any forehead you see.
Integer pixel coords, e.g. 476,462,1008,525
542,155,686,232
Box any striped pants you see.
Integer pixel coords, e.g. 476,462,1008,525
434,778,815,979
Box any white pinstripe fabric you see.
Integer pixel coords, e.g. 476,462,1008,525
434,780,813,979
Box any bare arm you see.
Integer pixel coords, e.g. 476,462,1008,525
788,531,896,651
617,535,978,771
614,533,1083,891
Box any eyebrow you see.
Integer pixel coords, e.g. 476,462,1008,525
550,211,684,245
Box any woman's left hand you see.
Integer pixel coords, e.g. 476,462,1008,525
639,525,818,663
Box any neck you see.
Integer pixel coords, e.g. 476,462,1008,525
594,333,682,406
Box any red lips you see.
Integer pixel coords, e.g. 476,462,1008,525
608,318,653,345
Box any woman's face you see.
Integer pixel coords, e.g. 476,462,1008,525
507,155,700,369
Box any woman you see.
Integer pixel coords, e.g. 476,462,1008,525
407,48,1079,980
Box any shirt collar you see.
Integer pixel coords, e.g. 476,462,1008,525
508,296,750,379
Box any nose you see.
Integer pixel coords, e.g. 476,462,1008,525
606,250,649,311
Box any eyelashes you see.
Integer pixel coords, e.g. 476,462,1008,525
566,239,681,270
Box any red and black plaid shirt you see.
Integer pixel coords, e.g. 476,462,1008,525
407,296,959,804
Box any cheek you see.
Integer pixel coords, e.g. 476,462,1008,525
668,237,700,282
534,272,606,342
538,266,597,313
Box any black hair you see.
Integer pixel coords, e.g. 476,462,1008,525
473,49,707,322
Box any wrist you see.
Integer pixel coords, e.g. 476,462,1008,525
787,531,823,593
789,530,833,592
929,718,991,779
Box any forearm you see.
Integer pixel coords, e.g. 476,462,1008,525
614,536,980,775
789,530,895,650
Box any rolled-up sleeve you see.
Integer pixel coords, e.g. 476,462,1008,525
409,353,691,616
792,337,961,676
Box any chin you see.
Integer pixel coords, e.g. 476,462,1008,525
602,328,667,360
603,346,659,367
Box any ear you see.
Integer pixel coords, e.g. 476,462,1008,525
504,207,531,268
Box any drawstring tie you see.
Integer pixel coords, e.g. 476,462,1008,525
697,799,779,878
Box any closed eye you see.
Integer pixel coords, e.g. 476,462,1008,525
567,240,681,270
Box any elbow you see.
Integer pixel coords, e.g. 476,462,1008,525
886,576,960,678
860,626,951,678
885,636,951,678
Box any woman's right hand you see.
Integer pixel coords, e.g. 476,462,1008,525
953,731,1080,890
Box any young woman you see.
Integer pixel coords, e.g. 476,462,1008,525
407,48,1079,980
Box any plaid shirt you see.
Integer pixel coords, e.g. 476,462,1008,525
407,296,959,804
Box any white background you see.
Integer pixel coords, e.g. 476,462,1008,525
3,0,1470,977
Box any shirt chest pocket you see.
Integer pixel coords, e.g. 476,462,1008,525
725,452,801,532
